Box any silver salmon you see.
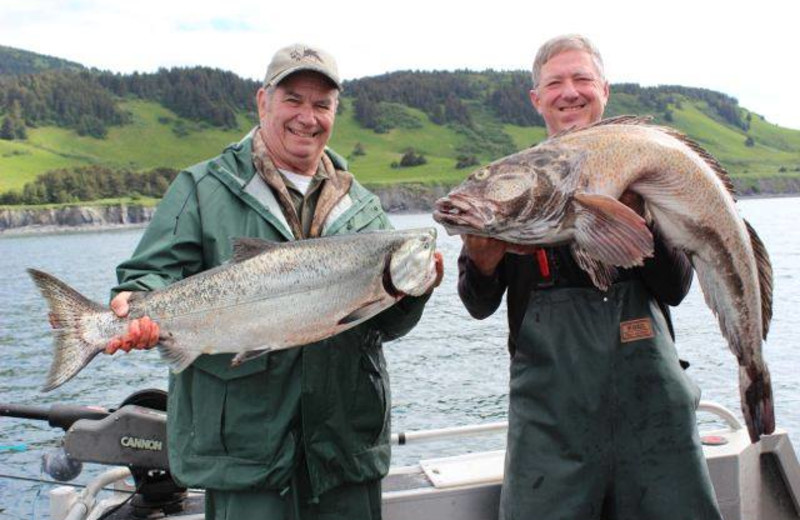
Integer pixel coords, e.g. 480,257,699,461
433,116,774,443
30,228,438,392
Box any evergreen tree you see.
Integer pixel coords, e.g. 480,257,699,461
0,117,14,140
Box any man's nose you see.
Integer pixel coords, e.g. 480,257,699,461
560,81,580,100
296,104,315,124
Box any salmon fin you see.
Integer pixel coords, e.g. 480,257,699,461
157,335,200,373
743,219,773,339
231,237,281,263
27,269,108,392
231,348,272,367
572,192,654,268
339,299,389,325
570,245,616,291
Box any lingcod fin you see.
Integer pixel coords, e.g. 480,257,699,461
230,348,272,367
572,192,654,268
338,299,391,326
570,245,617,291
743,218,773,340
231,237,280,263
547,115,652,141
739,363,775,443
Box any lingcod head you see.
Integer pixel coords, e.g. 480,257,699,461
433,144,582,245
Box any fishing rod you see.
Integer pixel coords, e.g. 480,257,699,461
1,403,111,431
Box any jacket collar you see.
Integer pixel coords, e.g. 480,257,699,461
209,128,359,240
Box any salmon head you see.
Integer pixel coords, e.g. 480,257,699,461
433,143,584,245
387,227,438,297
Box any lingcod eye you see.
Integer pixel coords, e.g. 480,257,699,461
473,169,489,181
484,176,531,202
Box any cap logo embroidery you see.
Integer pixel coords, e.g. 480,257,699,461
290,48,322,63
620,318,655,343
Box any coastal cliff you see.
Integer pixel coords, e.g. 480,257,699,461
0,204,155,234
0,185,453,234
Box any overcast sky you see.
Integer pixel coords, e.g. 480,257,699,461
2,0,798,130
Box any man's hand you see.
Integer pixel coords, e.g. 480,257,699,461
461,235,510,276
430,251,445,289
106,291,160,354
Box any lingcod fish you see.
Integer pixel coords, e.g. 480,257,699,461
30,228,439,391
433,116,774,443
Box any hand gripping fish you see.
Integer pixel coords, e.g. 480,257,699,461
433,116,774,443
29,228,438,392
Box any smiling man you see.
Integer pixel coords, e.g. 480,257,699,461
458,35,723,520
105,43,442,520
530,46,609,135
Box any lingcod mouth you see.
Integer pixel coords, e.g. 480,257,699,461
433,195,493,234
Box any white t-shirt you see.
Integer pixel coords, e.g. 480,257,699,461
279,169,313,196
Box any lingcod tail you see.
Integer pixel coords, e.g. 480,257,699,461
27,269,108,392
739,364,776,443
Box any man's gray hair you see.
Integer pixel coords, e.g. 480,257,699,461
531,34,605,89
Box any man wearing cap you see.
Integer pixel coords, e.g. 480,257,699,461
105,43,442,519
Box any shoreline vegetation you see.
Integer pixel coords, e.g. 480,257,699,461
1,183,797,238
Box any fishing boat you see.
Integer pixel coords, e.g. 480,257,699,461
3,390,799,520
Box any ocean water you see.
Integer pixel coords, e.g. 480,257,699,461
0,197,798,518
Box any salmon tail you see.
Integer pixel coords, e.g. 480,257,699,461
27,268,108,392
157,334,200,373
739,363,776,443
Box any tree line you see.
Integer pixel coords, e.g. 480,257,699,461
98,67,260,129
0,62,750,142
346,71,479,130
612,83,748,130
0,45,84,76
345,71,748,131
0,70,129,138
0,66,260,140
0,165,178,205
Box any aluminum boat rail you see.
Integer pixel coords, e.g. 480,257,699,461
48,400,800,520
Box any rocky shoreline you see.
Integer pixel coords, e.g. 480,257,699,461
0,204,156,236
1,180,797,237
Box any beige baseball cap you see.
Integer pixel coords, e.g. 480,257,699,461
264,43,341,90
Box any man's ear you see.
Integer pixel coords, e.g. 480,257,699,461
529,89,542,114
256,87,269,121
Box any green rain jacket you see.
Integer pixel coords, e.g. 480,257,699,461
113,130,429,497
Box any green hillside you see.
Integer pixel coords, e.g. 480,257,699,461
1,50,799,202
0,45,84,76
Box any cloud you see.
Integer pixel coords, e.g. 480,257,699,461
177,18,257,33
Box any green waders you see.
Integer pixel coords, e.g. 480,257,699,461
499,280,722,520
205,463,381,520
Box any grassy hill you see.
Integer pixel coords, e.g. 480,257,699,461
5,93,796,193
1,49,799,200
